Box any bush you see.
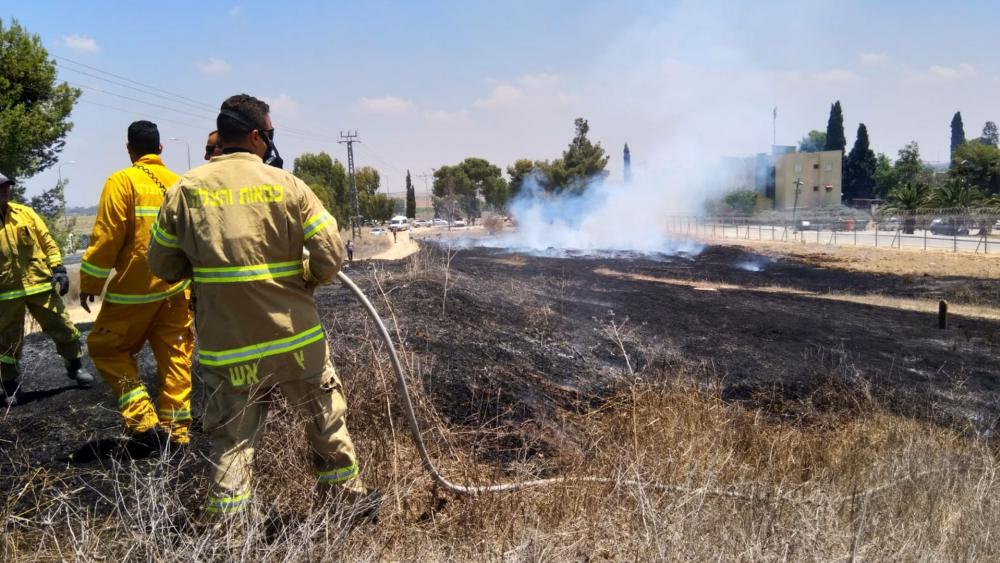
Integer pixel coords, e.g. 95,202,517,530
722,190,759,214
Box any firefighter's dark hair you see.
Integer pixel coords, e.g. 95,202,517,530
217,94,270,144
127,120,160,155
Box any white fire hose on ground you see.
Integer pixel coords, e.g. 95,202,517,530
336,271,960,501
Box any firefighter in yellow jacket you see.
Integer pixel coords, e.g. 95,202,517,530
0,173,93,406
80,121,194,450
148,94,377,518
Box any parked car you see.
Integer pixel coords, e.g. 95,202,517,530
431,218,448,227
413,219,431,227
388,215,410,231
928,218,970,236
877,217,900,231
450,219,467,227
370,227,386,235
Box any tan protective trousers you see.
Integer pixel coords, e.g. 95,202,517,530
202,360,363,514
0,289,82,378
88,293,194,443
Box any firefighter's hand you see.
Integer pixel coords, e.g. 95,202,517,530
80,293,96,313
51,265,70,296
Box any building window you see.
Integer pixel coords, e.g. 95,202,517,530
813,185,819,191
813,163,820,170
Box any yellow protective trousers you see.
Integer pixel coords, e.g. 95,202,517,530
87,292,194,443
0,289,82,378
202,360,363,514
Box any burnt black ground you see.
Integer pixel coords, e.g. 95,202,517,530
2,244,999,517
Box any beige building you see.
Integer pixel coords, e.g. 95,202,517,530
773,150,842,210
724,148,842,211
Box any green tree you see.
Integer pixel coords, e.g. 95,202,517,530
883,183,929,234
459,157,507,213
925,180,986,210
293,152,350,227
355,166,380,196
894,142,928,188
873,153,896,198
358,190,394,222
559,117,609,193
824,101,846,152
798,130,827,152
506,159,539,199
950,112,966,160
952,141,1000,195
843,123,877,200
0,19,81,182
980,121,998,147
432,165,473,221
405,169,416,219
722,190,758,214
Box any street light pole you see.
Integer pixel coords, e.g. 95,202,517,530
167,137,191,169
57,161,76,184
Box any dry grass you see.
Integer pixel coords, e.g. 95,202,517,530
3,251,999,561
713,238,1000,279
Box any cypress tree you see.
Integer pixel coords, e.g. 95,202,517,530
843,123,877,200
824,101,846,152
950,112,966,159
405,169,416,219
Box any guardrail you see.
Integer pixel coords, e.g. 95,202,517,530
665,216,997,254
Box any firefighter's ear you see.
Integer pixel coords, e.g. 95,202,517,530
157,144,163,155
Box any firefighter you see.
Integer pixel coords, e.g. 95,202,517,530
148,94,378,520
0,173,92,406
80,121,194,450
204,130,222,161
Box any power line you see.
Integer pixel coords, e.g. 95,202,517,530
59,65,216,114
69,81,217,122
55,54,216,111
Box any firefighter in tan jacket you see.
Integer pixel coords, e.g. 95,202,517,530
148,94,376,518
81,121,194,451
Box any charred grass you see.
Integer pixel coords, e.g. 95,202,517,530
2,246,999,560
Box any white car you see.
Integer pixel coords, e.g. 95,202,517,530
370,227,386,235
431,218,448,227
450,219,467,227
413,219,431,227
388,216,410,231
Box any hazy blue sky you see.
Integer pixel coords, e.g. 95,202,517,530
4,0,1000,205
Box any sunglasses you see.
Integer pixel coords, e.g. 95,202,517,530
260,128,275,141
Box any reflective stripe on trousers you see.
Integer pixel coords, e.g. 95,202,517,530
199,324,325,367
317,462,358,485
205,491,252,514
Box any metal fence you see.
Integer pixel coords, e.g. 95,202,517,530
665,215,999,254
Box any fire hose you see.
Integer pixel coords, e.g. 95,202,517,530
337,270,964,501
337,270,748,498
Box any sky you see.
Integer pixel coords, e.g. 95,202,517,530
4,0,1000,206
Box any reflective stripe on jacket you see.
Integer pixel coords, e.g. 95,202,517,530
148,152,345,381
80,154,183,303
0,203,62,300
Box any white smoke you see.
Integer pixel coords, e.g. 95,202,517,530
468,170,704,256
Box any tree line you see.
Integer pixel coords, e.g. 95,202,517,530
795,102,1000,216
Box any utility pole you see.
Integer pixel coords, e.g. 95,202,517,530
772,106,777,148
417,171,434,217
339,131,361,239
791,177,804,227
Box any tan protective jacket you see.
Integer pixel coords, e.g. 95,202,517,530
148,152,343,383
0,203,62,301
81,154,189,303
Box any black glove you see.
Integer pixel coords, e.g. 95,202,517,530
51,265,70,296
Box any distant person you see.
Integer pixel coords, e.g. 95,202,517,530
392,229,397,243
0,172,93,406
204,130,223,161
346,239,354,265
149,93,378,521
80,120,194,452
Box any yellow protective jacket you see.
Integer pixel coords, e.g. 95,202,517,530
0,203,62,301
148,152,344,383
81,155,189,303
